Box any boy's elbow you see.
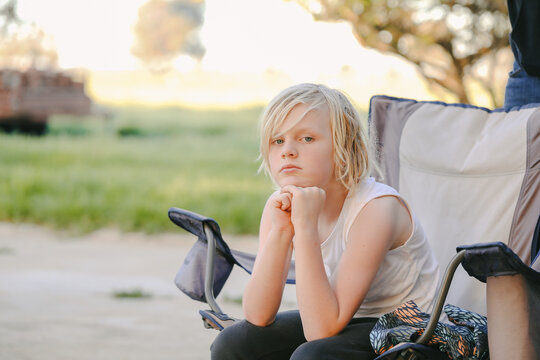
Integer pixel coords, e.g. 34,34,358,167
243,309,275,327
245,314,275,327
303,326,340,342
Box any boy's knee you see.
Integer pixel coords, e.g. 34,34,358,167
290,340,328,360
210,320,262,360
210,323,245,359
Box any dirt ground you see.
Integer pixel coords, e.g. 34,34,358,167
0,223,288,360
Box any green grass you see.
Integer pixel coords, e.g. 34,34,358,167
112,288,153,299
0,105,274,235
0,247,14,255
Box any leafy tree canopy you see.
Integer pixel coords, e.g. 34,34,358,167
293,0,511,106
0,0,58,70
131,0,205,73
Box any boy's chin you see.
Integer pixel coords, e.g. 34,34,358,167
277,178,312,188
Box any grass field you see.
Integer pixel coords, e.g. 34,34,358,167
0,105,274,235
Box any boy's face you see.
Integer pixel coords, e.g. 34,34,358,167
268,104,337,189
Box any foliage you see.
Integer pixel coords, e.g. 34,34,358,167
131,0,205,73
0,0,58,70
0,246,14,255
0,105,275,235
113,288,153,299
116,126,145,138
293,0,511,106
0,0,19,33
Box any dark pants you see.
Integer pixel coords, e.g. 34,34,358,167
210,310,378,360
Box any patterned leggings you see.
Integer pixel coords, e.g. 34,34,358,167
210,310,378,360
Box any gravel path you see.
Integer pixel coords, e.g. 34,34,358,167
0,223,269,360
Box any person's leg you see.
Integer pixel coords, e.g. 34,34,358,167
504,61,540,110
210,310,306,360
289,317,378,360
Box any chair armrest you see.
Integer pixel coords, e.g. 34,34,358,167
456,242,540,360
168,207,220,240
457,241,540,281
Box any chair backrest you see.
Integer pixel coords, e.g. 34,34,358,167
368,96,540,315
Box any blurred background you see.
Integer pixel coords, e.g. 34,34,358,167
0,0,512,235
0,1,515,358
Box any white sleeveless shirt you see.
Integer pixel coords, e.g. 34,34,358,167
320,177,439,318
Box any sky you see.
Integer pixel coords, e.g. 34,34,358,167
16,0,438,108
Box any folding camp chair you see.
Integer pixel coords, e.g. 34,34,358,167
366,96,540,359
168,207,296,330
169,95,540,358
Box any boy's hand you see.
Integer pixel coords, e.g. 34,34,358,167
269,191,294,234
280,185,325,229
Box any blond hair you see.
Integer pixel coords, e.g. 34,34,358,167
259,83,376,192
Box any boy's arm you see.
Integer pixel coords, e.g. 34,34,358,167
242,194,294,326
293,195,410,341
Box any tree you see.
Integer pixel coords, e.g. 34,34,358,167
293,0,511,106
131,0,205,73
0,0,20,33
0,0,58,70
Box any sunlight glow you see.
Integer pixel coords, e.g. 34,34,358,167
15,0,437,107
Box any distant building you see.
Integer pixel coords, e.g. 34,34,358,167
0,68,92,135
